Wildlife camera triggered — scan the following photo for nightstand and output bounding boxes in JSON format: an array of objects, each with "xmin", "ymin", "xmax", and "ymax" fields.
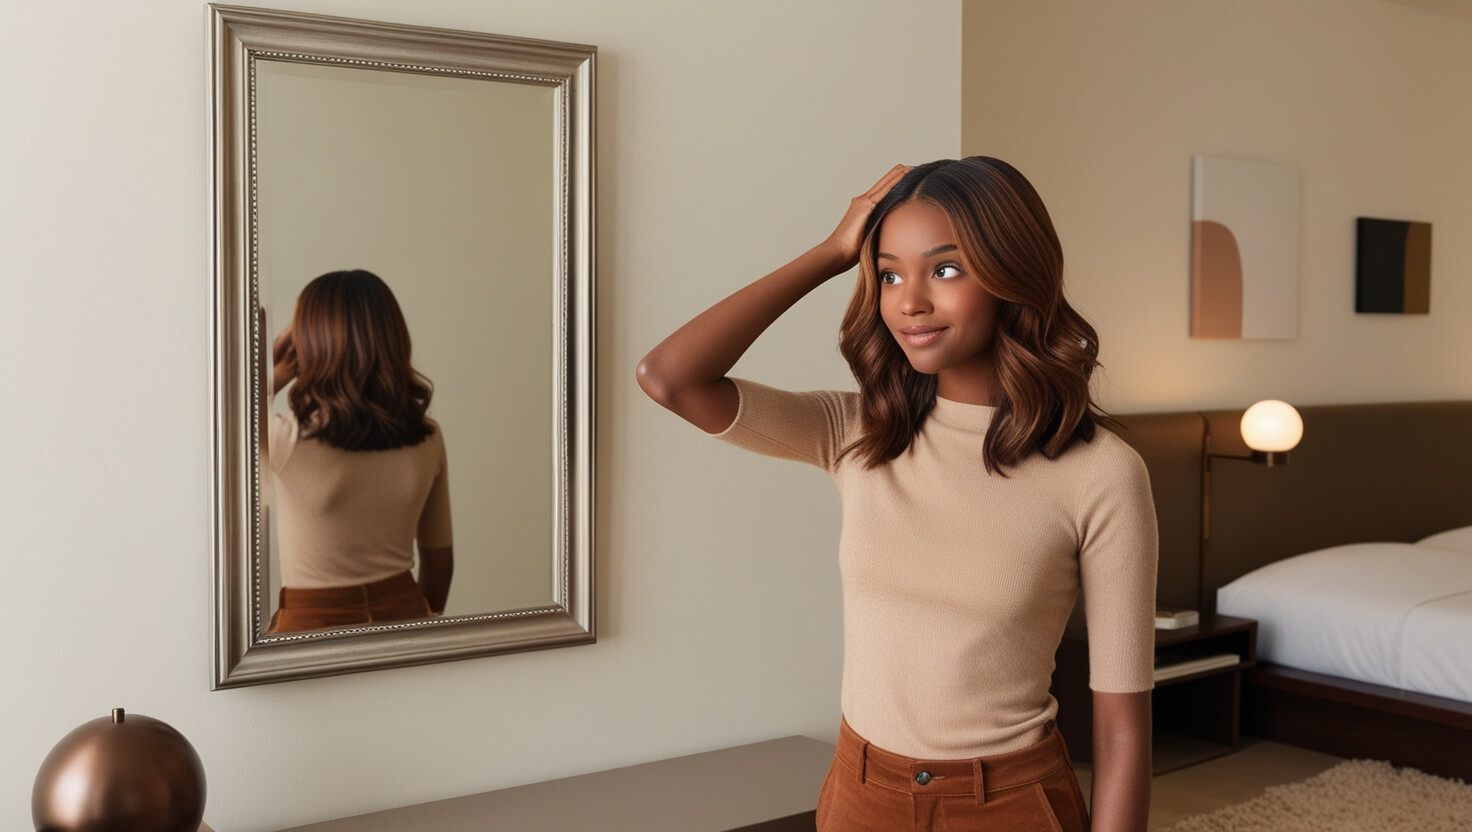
[{"xmin": 1051, "ymin": 614, "xmax": 1258, "ymax": 774}]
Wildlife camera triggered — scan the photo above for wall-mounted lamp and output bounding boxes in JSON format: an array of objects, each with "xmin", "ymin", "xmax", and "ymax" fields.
[
  {"xmin": 1237, "ymin": 399, "xmax": 1304, "ymax": 466},
  {"xmin": 1199, "ymin": 400, "xmax": 1304, "ymax": 613}
]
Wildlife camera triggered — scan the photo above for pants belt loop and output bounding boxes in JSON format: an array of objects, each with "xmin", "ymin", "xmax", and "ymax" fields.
[
  {"xmin": 973, "ymin": 758, "xmax": 986, "ymax": 806},
  {"xmin": 858, "ymin": 740, "xmax": 869, "ymax": 784}
]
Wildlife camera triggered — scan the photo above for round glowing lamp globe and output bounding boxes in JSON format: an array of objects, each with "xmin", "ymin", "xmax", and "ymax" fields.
[
  {"xmin": 33, "ymin": 708, "xmax": 206, "ymax": 832},
  {"xmin": 1240, "ymin": 400, "xmax": 1303, "ymax": 453}
]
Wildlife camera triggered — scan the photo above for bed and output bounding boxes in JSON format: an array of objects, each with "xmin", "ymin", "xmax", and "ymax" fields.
[
  {"xmin": 1216, "ymin": 537, "xmax": 1472, "ymax": 704},
  {"xmin": 1112, "ymin": 401, "xmax": 1472, "ymax": 782}
]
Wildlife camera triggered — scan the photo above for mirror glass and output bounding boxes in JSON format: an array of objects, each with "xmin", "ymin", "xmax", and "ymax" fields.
[
  {"xmin": 211, "ymin": 5, "xmax": 595, "ymax": 688},
  {"xmin": 255, "ymin": 60, "xmax": 557, "ymax": 624}
]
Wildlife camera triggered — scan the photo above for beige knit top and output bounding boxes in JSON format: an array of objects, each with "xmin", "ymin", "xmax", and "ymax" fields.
[
  {"xmin": 714, "ymin": 378, "xmax": 1158, "ymax": 759},
  {"xmin": 268, "ymin": 412, "xmax": 453, "ymax": 589}
]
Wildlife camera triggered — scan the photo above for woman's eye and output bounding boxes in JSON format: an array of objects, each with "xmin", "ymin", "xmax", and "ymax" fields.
[
  {"xmin": 934, "ymin": 264, "xmax": 962, "ymax": 280},
  {"xmin": 879, "ymin": 271, "xmax": 902, "ymax": 285}
]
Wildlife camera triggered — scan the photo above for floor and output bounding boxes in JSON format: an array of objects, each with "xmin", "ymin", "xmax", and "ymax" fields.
[{"xmin": 1071, "ymin": 738, "xmax": 1345, "ymax": 830}]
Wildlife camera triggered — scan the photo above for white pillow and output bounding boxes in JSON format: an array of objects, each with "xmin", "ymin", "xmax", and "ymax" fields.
[{"xmin": 1417, "ymin": 525, "xmax": 1472, "ymax": 555}]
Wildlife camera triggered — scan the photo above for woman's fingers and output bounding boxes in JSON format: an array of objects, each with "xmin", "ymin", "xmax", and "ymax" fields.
[
  {"xmin": 273, "ymin": 329, "xmax": 295, "ymax": 363},
  {"xmin": 862, "ymin": 163, "xmax": 912, "ymax": 202},
  {"xmin": 829, "ymin": 165, "xmax": 912, "ymax": 259},
  {"xmin": 849, "ymin": 164, "xmax": 912, "ymax": 224}
]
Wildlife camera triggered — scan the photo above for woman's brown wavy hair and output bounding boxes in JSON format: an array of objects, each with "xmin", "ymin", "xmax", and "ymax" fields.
[
  {"xmin": 287, "ymin": 269, "xmax": 435, "ymax": 451},
  {"xmin": 838, "ymin": 157, "xmax": 1107, "ymax": 474}
]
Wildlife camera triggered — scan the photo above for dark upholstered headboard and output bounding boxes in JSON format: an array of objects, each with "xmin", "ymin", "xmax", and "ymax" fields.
[{"xmin": 1112, "ymin": 401, "xmax": 1472, "ymax": 616}]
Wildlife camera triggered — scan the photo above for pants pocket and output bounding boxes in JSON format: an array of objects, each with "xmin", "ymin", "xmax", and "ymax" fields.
[
  {"xmin": 1034, "ymin": 767, "xmax": 1090, "ymax": 832},
  {"xmin": 814, "ymin": 756, "xmax": 840, "ymax": 831},
  {"xmin": 1031, "ymin": 783, "xmax": 1066, "ymax": 832}
]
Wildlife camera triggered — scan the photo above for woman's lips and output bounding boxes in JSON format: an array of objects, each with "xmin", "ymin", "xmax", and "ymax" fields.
[{"xmin": 899, "ymin": 326, "xmax": 947, "ymax": 347}]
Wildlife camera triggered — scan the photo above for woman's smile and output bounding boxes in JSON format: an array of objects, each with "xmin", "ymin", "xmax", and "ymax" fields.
[{"xmin": 898, "ymin": 325, "xmax": 948, "ymax": 347}]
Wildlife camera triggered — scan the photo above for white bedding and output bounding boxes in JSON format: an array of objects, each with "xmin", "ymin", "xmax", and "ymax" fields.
[
  {"xmin": 1418, "ymin": 524, "xmax": 1472, "ymax": 555},
  {"xmin": 1216, "ymin": 540, "xmax": 1472, "ymax": 703}
]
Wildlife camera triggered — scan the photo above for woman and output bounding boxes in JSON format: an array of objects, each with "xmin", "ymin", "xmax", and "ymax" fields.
[
  {"xmin": 637, "ymin": 159, "xmax": 1156, "ymax": 831},
  {"xmin": 266, "ymin": 269, "xmax": 454, "ymax": 634}
]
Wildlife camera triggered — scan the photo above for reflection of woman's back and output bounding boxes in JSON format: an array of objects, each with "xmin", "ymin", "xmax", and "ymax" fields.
[{"xmin": 266, "ymin": 269, "xmax": 453, "ymax": 634}]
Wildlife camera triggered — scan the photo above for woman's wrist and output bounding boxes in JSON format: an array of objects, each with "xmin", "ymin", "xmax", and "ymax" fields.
[{"xmin": 810, "ymin": 239, "xmax": 858, "ymax": 278}]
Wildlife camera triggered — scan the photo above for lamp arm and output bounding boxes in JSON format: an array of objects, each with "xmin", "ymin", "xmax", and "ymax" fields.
[
  {"xmin": 1200, "ymin": 418, "xmax": 1212, "ymax": 616},
  {"xmin": 1200, "ymin": 413, "xmax": 1296, "ymax": 617},
  {"xmin": 1208, "ymin": 450, "xmax": 1292, "ymax": 467}
]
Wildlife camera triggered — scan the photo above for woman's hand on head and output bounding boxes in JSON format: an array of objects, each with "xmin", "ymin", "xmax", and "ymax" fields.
[
  {"xmin": 272, "ymin": 328, "xmax": 298, "ymax": 391},
  {"xmin": 822, "ymin": 164, "xmax": 912, "ymax": 271},
  {"xmin": 273, "ymin": 328, "xmax": 295, "ymax": 365},
  {"xmin": 636, "ymin": 166, "xmax": 910, "ymax": 431}
]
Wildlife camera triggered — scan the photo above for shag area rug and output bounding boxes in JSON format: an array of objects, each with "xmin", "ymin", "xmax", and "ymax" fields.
[{"xmin": 1160, "ymin": 759, "xmax": 1472, "ymax": 831}]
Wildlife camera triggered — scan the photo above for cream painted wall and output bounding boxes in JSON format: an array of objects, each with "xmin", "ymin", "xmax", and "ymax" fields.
[
  {"xmin": 0, "ymin": 1, "xmax": 957, "ymax": 830},
  {"xmin": 962, "ymin": 0, "xmax": 1472, "ymax": 412}
]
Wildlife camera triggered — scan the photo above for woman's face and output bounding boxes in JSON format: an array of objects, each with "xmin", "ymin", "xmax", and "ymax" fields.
[{"xmin": 876, "ymin": 199, "xmax": 1001, "ymax": 404}]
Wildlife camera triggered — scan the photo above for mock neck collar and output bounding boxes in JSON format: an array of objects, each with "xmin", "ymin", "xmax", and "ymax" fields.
[{"xmin": 928, "ymin": 396, "xmax": 997, "ymax": 432}]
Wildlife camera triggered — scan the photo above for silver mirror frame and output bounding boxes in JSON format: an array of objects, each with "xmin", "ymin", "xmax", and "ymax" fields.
[{"xmin": 209, "ymin": 4, "xmax": 595, "ymax": 689}]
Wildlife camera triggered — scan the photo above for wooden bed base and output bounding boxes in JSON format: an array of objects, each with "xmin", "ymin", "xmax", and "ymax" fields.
[{"xmin": 1243, "ymin": 664, "xmax": 1472, "ymax": 782}]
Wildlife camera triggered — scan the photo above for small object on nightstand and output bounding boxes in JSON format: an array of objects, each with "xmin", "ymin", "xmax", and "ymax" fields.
[
  {"xmin": 33, "ymin": 708, "xmax": 207, "ymax": 832},
  {"xmin": 1155, "ymin": 608, "xmax": 1200, "ymax": 629}
]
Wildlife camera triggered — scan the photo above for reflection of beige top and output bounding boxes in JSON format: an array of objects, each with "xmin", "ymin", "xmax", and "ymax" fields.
[
  {"xmin": 269, "ymin": 412, "xmax": 453, "ymax": 588},
  {"xmin": 713, "ymin": 379, "xmax": 1158, "ymax": 759}
]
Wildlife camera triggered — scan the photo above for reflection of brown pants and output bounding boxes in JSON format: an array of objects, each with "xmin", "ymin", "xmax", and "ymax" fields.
[
  {"xmin": 815, "ymin": 717, "xmax": 1089, "ymax": 832},
  {"xmin": 266, "ymin": 570, "xmax": 431, "ymax": 634}
]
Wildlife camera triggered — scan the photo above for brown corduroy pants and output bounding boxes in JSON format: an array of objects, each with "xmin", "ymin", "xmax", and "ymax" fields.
[
  {"xmin": 815, "ymin": 717, "xmax": 1090, "ymax": 832},
  {"xmin": 266, "ymin": 570, "xmax": 432, "ymax": 634}
]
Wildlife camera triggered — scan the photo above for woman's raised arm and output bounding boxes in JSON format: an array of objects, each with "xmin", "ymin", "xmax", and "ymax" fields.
[
  {"xmin": 272, "ymin": 327, "xmax": 298, "ymax": 396},
  {"xmin": 636, "ymin": 165, "xmax": 909, "ymax": 433}
]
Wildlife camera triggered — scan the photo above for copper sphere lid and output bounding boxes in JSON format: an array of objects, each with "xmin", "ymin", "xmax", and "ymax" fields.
[{"xmin": 33, "ymin": 708, "xmax": 207, "ymax": 832}]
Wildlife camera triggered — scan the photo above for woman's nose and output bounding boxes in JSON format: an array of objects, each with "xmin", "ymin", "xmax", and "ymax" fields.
[{"xmin": 899, "ymin": 282, "xmax": 931, "ymax": 315}]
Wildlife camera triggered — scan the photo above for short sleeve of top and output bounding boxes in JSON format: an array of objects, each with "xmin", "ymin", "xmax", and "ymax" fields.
[
  {"xmin": 708, "ymin": 378, "xmax": 859, "ymax": 473},
  {"xmin": 1076, "ymin": 438, "xmax": 1159, "ymax": 693}
]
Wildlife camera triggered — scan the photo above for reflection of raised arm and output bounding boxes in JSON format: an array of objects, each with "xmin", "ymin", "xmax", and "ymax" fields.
[
  {"xmin": 257, "ymin": 306, "xmax": 271, "ymax": 456},
  {"xmin": 272, "ymin": 327, "xmax": 298, "ymax": 396},
  {"xmin": 636, "ymin": 165, "xmax": 910, "ymax": 433}
]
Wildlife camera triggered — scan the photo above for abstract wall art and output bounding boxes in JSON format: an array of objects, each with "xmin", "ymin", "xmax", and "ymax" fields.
[
  {"xmin": 1356, "ymin": 217, "xmax": 1432, "ymax": 314},
  {"xmin": 1190, "ymin": 156, "xmax": 1300, "ymax": 339}
]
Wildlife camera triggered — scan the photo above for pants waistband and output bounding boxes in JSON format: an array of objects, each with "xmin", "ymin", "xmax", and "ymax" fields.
[
  {"xmin": 278, "ymin": 570, "xmax": 419, "ymax": 608},
  {"xmin": 835, "ymin": 717, "xmax": 1070, "ymax": 804}
]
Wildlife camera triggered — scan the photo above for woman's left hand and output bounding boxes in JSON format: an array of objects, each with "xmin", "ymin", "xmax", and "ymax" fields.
[
  {"xmin": 821, "ymin": 164, "xmax": 913, "ymax": 271},
  {"xmin": 272, "ymin": 328, "xmax": 298, "ymax": 392}
]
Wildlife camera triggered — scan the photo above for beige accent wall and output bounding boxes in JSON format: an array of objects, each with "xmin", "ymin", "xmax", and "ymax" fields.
[
  {"xmin": 963, "ymin": 0, "xmax": 1472, "ymax": 411},
  {"xmin": 0, "ymin": 1, "xmax": 958, "ymax": 830}
]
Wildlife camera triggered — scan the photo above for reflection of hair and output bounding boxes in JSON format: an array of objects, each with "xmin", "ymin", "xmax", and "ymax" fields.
[
  {"xmin": 838, "ymin": 157, "xmax": 1105, "ymax": 474},
  {"xmin": 288, "ymin": 269, "xmax": 435, "ymax": 451}
]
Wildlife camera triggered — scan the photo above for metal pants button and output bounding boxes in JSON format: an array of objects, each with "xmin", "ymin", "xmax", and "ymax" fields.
[{"xmin": 915, "ymin": 771, "xmax": 932, "ymax": 785}]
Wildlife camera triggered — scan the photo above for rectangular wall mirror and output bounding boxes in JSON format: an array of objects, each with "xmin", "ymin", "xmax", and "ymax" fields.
[{"xmin": 210, "ymin": 4, "xmax": 595, "ymax": 688}]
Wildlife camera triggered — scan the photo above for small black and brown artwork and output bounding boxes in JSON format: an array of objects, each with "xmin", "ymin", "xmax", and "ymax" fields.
[{"xmin": 1356, "ymin": 218, "xmax": 1431, "ymax": 314}]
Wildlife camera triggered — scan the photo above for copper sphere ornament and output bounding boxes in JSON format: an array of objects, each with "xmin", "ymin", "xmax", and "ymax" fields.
[{"xmin": 33, "ymin": 708, "xmax": 207, "ymax": 832}]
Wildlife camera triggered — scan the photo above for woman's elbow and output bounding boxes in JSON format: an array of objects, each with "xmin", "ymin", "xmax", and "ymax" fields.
[{"xmin": 635, "ymin": 354, "xmax": 676, "ymax": 408}]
